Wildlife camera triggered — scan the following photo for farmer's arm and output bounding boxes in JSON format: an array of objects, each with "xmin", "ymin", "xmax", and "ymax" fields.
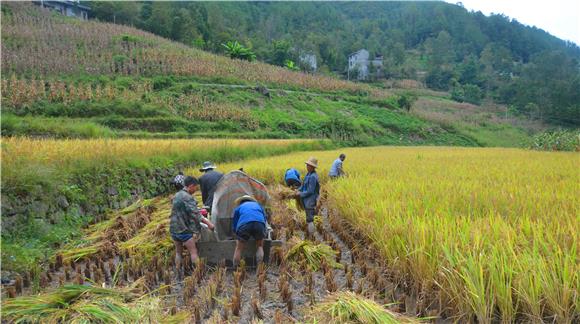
[
  {"xmin": 299, "ymin": 175, "xmax": 317, "ymax": 199},
  {"xmin": 232, "ymin": 207, "xmax": 240, "ymax": 233},
  {"xmin": 337, "ymin": 161, "xmax": 344, "ymax": 175},
  {"xmin": 183, "ymin": 195, "xmax": 202, "ymax": 223}
]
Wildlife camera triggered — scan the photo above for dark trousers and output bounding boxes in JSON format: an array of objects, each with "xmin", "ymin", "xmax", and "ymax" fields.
[{"xmin": 305, "ymin": 208, "xmax": 316, "ymax": 223}]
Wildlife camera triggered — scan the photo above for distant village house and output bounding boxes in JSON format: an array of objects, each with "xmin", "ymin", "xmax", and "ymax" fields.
[
  {"xmin": 299, "ymin": 53, "xmax": 317, "ymax": 72},
  {"xmin": 33, "ymin": 0, "xmax": 90, "ymax": 20},
  {"xmin": 347, "ymin": 49, "xmax": 383, "ymax": 81}
]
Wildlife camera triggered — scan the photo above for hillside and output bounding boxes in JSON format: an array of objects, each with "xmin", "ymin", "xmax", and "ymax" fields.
[
  {"xmin": 89, "ymin": 1, "xmax": 580, "ymax": 127},
  {"xmin": 1, "ymin": 2, "xmax": 535, "ymax": 147}
]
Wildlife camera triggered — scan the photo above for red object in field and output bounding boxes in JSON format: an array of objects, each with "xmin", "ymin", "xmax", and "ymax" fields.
[{"xmin": 200, "ymin": 208, "xmax": 208, "ymax": 217}]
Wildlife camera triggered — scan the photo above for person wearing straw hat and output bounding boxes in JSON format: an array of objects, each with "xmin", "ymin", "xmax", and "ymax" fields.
[
  {"xmin": 295, "ymin": 157, "xmax": 320, "ymax": 234},
  {"xmin": 199, "ymin": 161, "xmax": 224, "ymax": 213},
  {"xmin": 232, "ymin": 195, "xmax": 269, "ymax": 267}
]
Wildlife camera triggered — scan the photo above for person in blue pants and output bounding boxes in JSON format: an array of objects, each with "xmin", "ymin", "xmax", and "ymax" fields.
[{"xmin": 232, "ymin": 195, "xmax": 268, "ymax": 267}]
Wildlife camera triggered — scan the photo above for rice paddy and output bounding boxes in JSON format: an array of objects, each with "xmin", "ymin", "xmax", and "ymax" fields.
[
  {"xmin": 3, "ymin": 146, "xmax": 577, "ymax": 323},
  {"xmin": 205, "ymin": 146, "xmax": 579, "ymax": 322}
]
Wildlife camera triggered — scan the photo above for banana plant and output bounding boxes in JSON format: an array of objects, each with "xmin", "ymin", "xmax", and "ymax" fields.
[{"xmin": 222, "ymin": 41, "xmax": 256, "ymax": 62}]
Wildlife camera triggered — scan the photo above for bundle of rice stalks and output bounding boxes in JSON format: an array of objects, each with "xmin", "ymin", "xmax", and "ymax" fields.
[
  {"xmin": 284, "ymin": 237, "xmax": 343, "ymax": 271},
  {"xmin": 60, "ymin": 197, "xmax": 165, "ymax": 263},
  {"xmin": 274, "ymin": 185, "xmax": 304, "ymax": 212},
  {"xmin": 309, "ymin": 291, "xmax": 418, "ymax": 324},
  {"xmin": 1, "ymin": 281, "xmax": 162, "ymax": 323}
]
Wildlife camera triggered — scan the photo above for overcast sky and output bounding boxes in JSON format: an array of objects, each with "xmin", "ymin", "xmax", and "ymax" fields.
[{"xmin": 444, "ymin": 0, "xmax": 580, "ymax": 45}]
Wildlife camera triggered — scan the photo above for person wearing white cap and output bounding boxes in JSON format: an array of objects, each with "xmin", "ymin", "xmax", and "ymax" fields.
[
  {"xmin": 231, "ymin": 195, "xmax": 268, "ymax": 267},
  {"xmin": 295, "ymin": 157, "xmax": 320, "ymax": 233}
]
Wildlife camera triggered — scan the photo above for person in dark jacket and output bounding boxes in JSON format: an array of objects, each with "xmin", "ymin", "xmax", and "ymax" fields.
[
  {"xmin": 231, "ymin": 195, "xmax": 268, "ymax": 267},
  {"xmin": 170, "ymin": 176, "xmax": 215, "ymax": 277},
  {"xmin": 284, "ymin": 168, "xmax": 301, "ymax": 188},
  {"xmin": 295, "ymin": 157, "xmax": 320, "ymax": 234},
  {"xmin": 199, "ymin": 161, "xmax": 224, "ymax": 212}
]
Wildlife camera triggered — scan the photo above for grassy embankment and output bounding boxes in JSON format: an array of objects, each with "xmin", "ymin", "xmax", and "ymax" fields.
[
  {"xmin": 0, "ymin": 2, "xmax": 529, "ymax": 147},
  {"xmin": 203, "ymin": 147, "xmax": 578, "ymax": 322},
  {"xmin": 1, "ymin": 138, "xmax": 330, "ymax": 273}
]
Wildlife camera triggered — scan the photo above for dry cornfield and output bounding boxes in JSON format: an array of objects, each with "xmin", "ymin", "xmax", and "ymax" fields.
[{"xmin": 1, "ymin": 2, "xmax": 384, "ymax": 95}]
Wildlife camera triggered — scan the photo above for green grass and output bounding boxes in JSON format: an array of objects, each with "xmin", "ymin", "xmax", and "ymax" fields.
[
  {"xmin": 2, "ymin": 114, "xmax": 116, "ymax": 139},
  {"xmin": 459, "ymin": 123, "xmax": 532, "ymax": 147},
  {"xmin": 2, "ymin": 75, "xmax": 481, "ymax": 146}
]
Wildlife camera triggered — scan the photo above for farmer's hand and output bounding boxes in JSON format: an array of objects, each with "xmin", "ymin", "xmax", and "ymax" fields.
[
  {"xmin": 207, "ymin": 222, "xmax": 215, "ymax": 231},
  {"xmin": 294, "ymin": 190, "xmax": 301, "ymax": 198}
]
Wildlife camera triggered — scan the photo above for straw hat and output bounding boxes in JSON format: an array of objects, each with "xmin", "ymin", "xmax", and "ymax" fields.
[
  {"xmin": 305, "ymin": 157, "xmax": 318, "ymax": 168},
  {"xmin": 199, "ymin": 161, "xmax": 217, "ymax": 172},
  {"xmin": 234, "ymin": 194, "xmax": 257, "ymax": 206}
]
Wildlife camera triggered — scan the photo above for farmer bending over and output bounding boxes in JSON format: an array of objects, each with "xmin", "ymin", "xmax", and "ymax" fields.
[
  {"xmin": 170, "ymin": 176, "xmax": 215, "ymax": 277},
  {"xmin": 232, "ymin": 195, "xmax": 268, "ymax": 267},
  {"xmin": 284, "ymin": 168, "xmax": 301, "ymax": 189},
  {"xmin": 329, "ymin": 153, "xmax": 346, "ymax": 179}
]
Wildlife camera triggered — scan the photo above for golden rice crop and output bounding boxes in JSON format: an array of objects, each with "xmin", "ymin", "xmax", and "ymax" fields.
[
  {"xmin": 204, "ymin": 146, "xmax": 579, "ymax": 322},
  {"xmin": 1, "ymin": 137, "xmax": 311, "ymax": 169}
]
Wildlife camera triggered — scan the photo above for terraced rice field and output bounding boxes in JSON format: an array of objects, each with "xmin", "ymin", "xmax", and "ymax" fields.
[{"xmin": 3, "ymin": 146, "xmax": 577, "ymax": 323}]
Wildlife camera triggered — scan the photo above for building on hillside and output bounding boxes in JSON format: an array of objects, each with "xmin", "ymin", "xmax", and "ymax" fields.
[
  {"xmin": 347, "ymin": 49, "xmax": 383, "ymax": 81},
  {"xmin": 33, "ymin": 0, "xmax": 90, "ymax": 20},
  {"xmin": 299, "ymin": 53, "xmax": 317, "ymax": 72}
]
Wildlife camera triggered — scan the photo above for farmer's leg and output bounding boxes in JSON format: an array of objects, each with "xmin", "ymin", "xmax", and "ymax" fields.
[
  {"xmin": 305, "ymin": 208, "xmax": 316, "ymax": 234},
  {"xmin": 255, "ymin": 222, "xmax": 266, "ymax": 264},
  {"xmin": 255, "ymin": 239, "xmax": 264, "ymax": 264},
  {"xmin": 183, "ymin": 234, "xmax": 200, "ymax": 264},
  {"xmin": 233, "ymin": 240, "xmax": 246, "ymax": 268},
  {"xmin": 173, "ymin": 240, "xmax": 183, "ymax": 279}
]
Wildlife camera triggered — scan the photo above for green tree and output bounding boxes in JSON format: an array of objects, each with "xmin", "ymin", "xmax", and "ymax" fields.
[{"xmin": 271, "ymin": 40, "xmax": 292, "ymax": 66}]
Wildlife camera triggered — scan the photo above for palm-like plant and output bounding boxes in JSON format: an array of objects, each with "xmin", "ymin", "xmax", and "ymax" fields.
[{"xmin": 221, "ymin": 41, "xmax": 256, "ymax": 62}]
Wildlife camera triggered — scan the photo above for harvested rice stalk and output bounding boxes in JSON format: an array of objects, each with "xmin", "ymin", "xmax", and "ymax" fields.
[
  {"xmin": 1, "ymin": 283, "xmax": 163, "ymax": 323},
  {"xmin": 309, "ymin": 291, "xmax": 418, "ymax": 324},
  {"xmin": 325, "ymin": 269, "xmax": 337, "ymax": 292},
  {"xmin": 251, "ymin": 294, "xmax": 263, "ymax": 319},
  {"xmin": 231, "ymin": 285, "xmax": 242, "ymax": 316},
  {"xmin": 285, "ymin": 237, "xmax": 343, "ymax": 272}
]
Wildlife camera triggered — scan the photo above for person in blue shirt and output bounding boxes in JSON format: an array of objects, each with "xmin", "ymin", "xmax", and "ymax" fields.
[
  {"xmin": 284, "ymin": 168, "xmax": 301, "ymax": 188},
  {"xmin": 295, "ymin": 157, "xmax": 320, "ymax": 234},
  {"xmin": 232, "ymin": 195, "xmax": 268, "ymax": 267},
  {"xmin": 329, "ymin": 153, "xmax": 346, "ymax": 178}
]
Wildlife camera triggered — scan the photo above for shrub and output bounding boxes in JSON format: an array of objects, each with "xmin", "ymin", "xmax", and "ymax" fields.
[{"xmin": 529, "ymin": 130, "xmax": 580, "ymax": 151}]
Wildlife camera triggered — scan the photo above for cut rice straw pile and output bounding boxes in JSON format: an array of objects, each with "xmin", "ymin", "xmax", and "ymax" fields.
[
  {"xmin": 310, "ymin": 291, "xmax": 419, "ymax": 324},
  {"xmin": 1, "ymin": 280, "xmax": 181, "ymax": 323},
  {"xmin": 285, "ymin": 237, "xmax": 343, "ymax": 271}
]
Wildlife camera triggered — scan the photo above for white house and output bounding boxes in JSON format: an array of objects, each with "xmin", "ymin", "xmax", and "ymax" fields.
[
  {"xmin": 348, "ymin": 49, "xmax": 383, "ymax": 80},
  {"xmin": 33, "ymin": 0, "xmax": 90, "ymax": 20},
  {"xmin": 299, "ymin": 53, "xmax": 317, "ymax": 72}
]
